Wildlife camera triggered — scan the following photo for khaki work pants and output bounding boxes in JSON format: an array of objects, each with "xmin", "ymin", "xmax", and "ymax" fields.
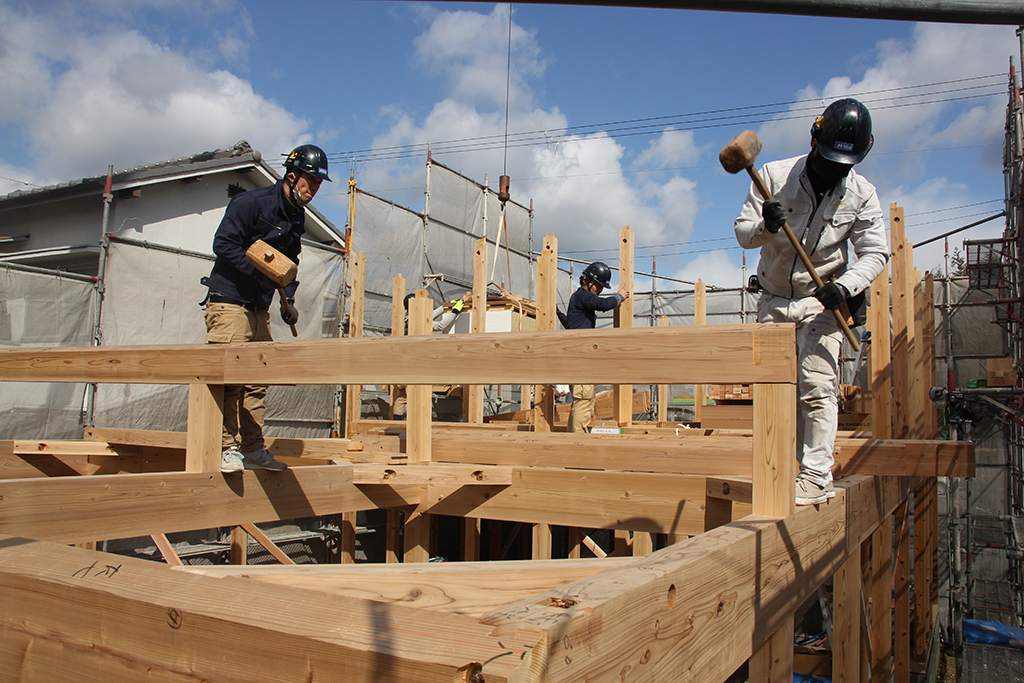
[
  {"xmin": 567, "ymin": 383, "xmax": 596, "ymax": 434},
  {"xmin": 204, "ymin": 302, "xmax": 272, "ymax": 452}
]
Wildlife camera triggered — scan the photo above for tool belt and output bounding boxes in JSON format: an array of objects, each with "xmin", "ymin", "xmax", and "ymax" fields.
[{"xmin": 206, "ymin": 292, "xmax": 267, "ymax": 312}]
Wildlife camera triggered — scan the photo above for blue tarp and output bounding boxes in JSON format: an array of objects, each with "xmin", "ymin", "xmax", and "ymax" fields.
[{"xmin": 963, "ymin": 619, "xmax": 1024, "ymax": 645}]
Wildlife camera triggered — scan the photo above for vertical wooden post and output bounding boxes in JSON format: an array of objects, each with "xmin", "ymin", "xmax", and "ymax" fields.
[
  {"xmin": 894, "ymin": 497, "xmax": 911, "ymax": 683},
  {"xmin": 534, "ymin": 234, "xmax": 558, "ymax": 431},
  {"xmin": 407, "ymin": 291, "xmax": 432, "ymax": 463},
  {"xmin": 914, "ymin": 478, "xmax": 937, "ymax": 658},
  {"xmin": 613, "ymin": 226, "xmax": 634, "ymax": 427},
  {"xmin": 532, "ymin": 523, "xmax": 552, "ymax": 560},
  {"xmin": 463, "ymin": 518, "xmax": 481, "ymax": 561},
  {"xmin": 891, "ymin": 204, "xmax": 910, "ymax": 440},
  {"xmin": 632, "ymin": 532, "xmax": 653, "ymax": 557},
  {"xmin": 404, "ymin": 498, "xmax": 430, "ymax": 564},
  {"xmin": 749, "ymin": 378, "xmax": 796, "ymax": 683},
  {"xmin": 868, "ymin": 265, "xmax": 892, "ymax": 439},
  {"xmin": 339, "ymin": 511, "xmax": 357, "ymax": 564},
  {"xmin": 389, "ymin": 274, "xmax": 406, "ymax": 418},
  {"xmin": 923, "ymin": 274, "xmax": 938, "ymax": 438},
  {"xmin": 833, "ymin": 544, "xmax": 862, "ymax": 683},
  {"xmin": 694, "ymin": 279, "xmax": 707, "ymax": 425},
  {"xmin": 466, "ymin": 239, "xmax": 488, "ymax": 424},
  {"xmin": 911, "ymin": 272, "xmax": 927, "ymax": 439},
  {"xmin": 229, "ymin": 527, "xmax": 247, "ymax": 565},
  {"xmin": 863, "ymin": 516, "xmax": 894, "ymax": 682},
  {"xmin": 567, "ymin": 527, "xmax": 583, "ymax": 559},
  {"xmin": 658, "ymin": 315, "xmax": 669, "ymax": 424},
  {"xmin": 186, "ymin": 382, "xmax": 223, "ymax": 473},
  {"xmin": 386, "ymin": 509, "xmax": 401, "ymax": 564},
  {"xmin": 344, "ymin": 251, "xmax": 366, "ymax": 436}
]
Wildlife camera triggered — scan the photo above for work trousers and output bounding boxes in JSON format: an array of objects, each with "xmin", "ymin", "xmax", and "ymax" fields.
[
  {"xmin": 567, "ymin": 384, "xmax": 596, "ymax": 434},
  {"xmin": 204, "ymin": 302, "xmax": 272, "ymax": 452},
  {"xmin": 757, "ymin": 293, "xmax": 842, "ymax": 486}
]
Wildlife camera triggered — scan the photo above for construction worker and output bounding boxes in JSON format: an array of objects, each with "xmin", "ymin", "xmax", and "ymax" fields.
[
  {"xmin": 565, "ymin": 262, "xmax": 630, "ymax": 433},
  {"xmin": 391, "ymin": 291, "xmax": 472, "ymax": 418},
  {"xmin": 734, "ymin": 98, "xmax": 888, "ymax": 505},
  {"xmin": 200, "ymin": 143, "xmax": 331, "ymax": 473}
]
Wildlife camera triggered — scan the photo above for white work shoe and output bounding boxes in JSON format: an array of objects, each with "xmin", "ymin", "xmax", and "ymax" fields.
[
  {"xmin": 220, "ymin": 447, "xmax": 244, "ymax": 473},
  {"xmin": 241, "ymin": 447, "xmax": 288, "ymax": 471},
  {"xmin": 795, "ymin": 476, "xmax": 830, "ymax": 506}
]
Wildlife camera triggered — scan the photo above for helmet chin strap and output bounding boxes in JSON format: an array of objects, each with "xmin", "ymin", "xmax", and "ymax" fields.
[{"xmin": 286, "ymin": 172, "xmax": 310, "ymax": 208}]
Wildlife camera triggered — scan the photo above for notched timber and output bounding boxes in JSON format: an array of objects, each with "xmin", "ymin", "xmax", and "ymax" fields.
[{"xmin": 352, "ymin": 463, "xmax": 513, "ymax": 486}]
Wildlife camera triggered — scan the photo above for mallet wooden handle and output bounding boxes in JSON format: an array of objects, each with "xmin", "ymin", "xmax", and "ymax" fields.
[
  {"xmin": 277, "ymin": 287, "xmax": 298, "ymax": 338},
  {"xmin": 745, "ymin": 166, "xmax": 861, "ymax": 352}
]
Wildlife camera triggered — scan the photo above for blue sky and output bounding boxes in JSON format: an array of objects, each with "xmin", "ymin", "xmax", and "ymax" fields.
[{"xmin": 0, "ymin": 1, "xmax": 1018, "ymax": 290}]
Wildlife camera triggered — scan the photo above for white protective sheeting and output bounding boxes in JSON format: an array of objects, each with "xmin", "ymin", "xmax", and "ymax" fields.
[
  {"xmin": 0, "ymin": 267, "xmax": 95, "ymax": 439},
  {"xmin": 92, "ymin": 238, "xmax": 345, "ymax": 437}
]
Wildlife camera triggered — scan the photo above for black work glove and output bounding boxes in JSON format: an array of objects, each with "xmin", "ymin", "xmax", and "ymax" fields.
[
  {"xmin": 814, "ymin": 282, "xmax": 849, "ymax": 311},
  {"xmin": 280, "ymin": 298, "xmax": 299, "ymax": 326},
  {"xmin": 762, "ymin": 199, "xmax": 787, "ymax": 234}
]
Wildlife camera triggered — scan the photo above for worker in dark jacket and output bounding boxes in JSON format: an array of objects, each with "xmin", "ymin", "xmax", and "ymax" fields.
[
  {"xmin": 565, "ymin": 261, "xmax": 630, "ymax": 433},
  {"xmin": 201, "ymin": 143, "xmax": 331, "ymax": 473}
]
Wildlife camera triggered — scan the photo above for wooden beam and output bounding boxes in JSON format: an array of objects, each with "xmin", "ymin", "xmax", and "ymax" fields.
[
  {"xmin": 239, "ymin": 523, "xmax": 296, "ymax": 565},
  {"xmin": 694, "ymin": 279, "xmax": 706, "ymax": 426},
  {"xmin": 344, "ymin": 250, "xmax": 366, "ymax": 436},
  {"xmin": 891, "ymin": 204, "xmax": 911, "ymax": 439},
  {"xmin": 833, "ymin": 544, "xmax": 862, "ymax": 683},
  {"xmin": 185, "ymin": 383, "xmax": 222, "ymax": 473},
  {"xmin": 151, "ymin": 533, "xmax": 183, "ymax": 567},
  {"xmin": 658, "ymin": 315, "xmax": 669, "ymax": 423},
  {"xmin": 868, "ymin": 263, "xmax": 893, "ymax": 439},
  {"xmin": 389, "ymin": 273, "xmax": 406, "ymax": 419},
  {"xmin": 532, "ymin": 523, "xmax": 552, "ymax": 560},
  {"xmin": 465, "ymin": 238, "xmax": 487, "ymax": 423},
  {"xmin": 0, "ymin": 465, "xmax": 419, "ymax": 544},
  {"xmin": 752, "ymin": 382, "xmax": 796, "ymax": 518},
  {"xmin": 350, "ymin": 464, "xmax": 512, "ymax": 486},
  {"xmin": 407, "ymin": 292, "xmax": 433, "ymax": 463},
  {"xmin": 0, "ymin": 536, "xmax": 535, "ymax": 682},
  {"xmin": 534, "ymin": 233, "xmax": 558, "ymax": 432},
  {"xmin": 0, "ymin": 324, "xmax": 799, "ymax": 386},
  {"xmin": 614, "ymin": 226, "xmax": 634, "ymax": 427}
]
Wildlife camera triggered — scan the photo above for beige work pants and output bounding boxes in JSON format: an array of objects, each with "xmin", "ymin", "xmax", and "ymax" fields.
[
  {"xmin": 567, "ymin": 384, "xmax": 596, "ymax": 434},
  {"xmin": 204, "ymin": 302, "xmax": 272, "ymax": 452}
]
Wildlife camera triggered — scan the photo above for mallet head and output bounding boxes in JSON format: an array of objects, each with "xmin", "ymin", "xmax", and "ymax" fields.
[{"xmin": 719, "ymin": 130, "xmax": 762, "ymax": 174}]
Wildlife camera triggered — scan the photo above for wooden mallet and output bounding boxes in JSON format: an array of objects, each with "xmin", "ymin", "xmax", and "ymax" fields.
[
  {"xmin": 245, "ymin": 240, "xmax": 299, "ymax": 337},
  {"xmin": 720, "ymin": 130, "xmax": 860, "ymax": 352}
]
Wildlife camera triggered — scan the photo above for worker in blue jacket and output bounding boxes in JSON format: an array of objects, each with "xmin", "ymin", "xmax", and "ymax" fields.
[
  {"xmin": 565, "ymin": 261, "xmax": 630, "ymax": 432},
  {"xmin": 200, "ymin": 143, "xmax": 331, "ymax": 473}
]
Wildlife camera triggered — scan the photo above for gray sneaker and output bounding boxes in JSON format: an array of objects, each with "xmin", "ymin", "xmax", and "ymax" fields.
[
  {"xmin": 241, "ymin": 447, "xmax": 288, "ymax": 471},
  {"xmin": 825, "ymin": 480, "xmax": 836, "ymax": 500},
  {"xmin": 220, "ymin": 447, "xmax": 244, "ymax": 473},
  {"xmin": 795, "ymin": 476, "xmax": 829, "ymax": 506}
]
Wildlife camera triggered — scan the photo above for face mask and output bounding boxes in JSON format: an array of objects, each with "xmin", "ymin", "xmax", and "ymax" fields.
[{"xmin": 808, "ymin": 148, "xmax": 853, "ymax": 187}]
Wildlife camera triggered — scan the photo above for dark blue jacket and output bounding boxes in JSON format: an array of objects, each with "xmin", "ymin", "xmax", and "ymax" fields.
[
  {"xmin": 566, "ymin": 287, "xmax": 624, "ymax": 330},
  {"xmin": 202, "ymin": 180, "xmax": 304, "ymax": 309}
]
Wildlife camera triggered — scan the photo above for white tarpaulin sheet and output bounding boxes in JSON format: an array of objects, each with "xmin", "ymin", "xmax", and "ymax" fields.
[{"xmin": 0, "ymin": 267, "xmax": 95, "ymax": 438}]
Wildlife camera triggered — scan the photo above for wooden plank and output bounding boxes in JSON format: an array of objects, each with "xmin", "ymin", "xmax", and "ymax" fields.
[
  {"xmin": 185, "ymin": 383, "xmax": 222, "ymax": 473},
  {"xmin": 178, "ymin": 557, "xmax": 634, "ymax": 616},
  {"xmin": 0, "ymin": 465, "xmax": 419, "ymax": 544},
  {"xmin": 752, "ymin": 383, "xmax": 796, "ymax": 517},
  {"xmin": 350, "ymin": 464, "xmax": 512, "ymax": 486},
  {"xmin": 12, "ymin": 440, "xmax": 132, "ymax": 457},
  {"xmin": 694, "ymin": 278, "xmax": 706, "ymax": 426},
  {"xmin": 0, "ymin": 324, "xmax": 799, "ymax": 386},
  {"xmin": 239, "ymin": 523, "xmax": 296, "ymax": 565},
  {"xmin": 0, "ymin": 536, "xmax": 534, "ymax": 683},
  {"xmin": 426, "ymin": 468, "xmax": 711, "ymax": 536}
]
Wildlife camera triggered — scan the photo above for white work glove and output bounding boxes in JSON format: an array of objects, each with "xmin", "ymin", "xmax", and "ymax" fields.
[{"xmin": 553, "ymin": 384, "xmax": 570, "ymax": 397}]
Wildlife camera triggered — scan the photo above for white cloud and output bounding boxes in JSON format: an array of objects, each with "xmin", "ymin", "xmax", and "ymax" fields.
[
  {"xmin": 635, "ymin": 128, "xmax": 703, "ymax": 169},
  {"xmin": 0, "ymin": 2, "xmax": 306, "ymax": 182},
  {"xmin": 670, "ymin": 249, "xmax": 745, "ymax": 290}
]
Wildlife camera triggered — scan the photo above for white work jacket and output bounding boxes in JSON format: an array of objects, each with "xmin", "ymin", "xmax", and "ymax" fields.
[{"xmin": 734, "ymin": 154, "xmax": 888, "ymax": 300}]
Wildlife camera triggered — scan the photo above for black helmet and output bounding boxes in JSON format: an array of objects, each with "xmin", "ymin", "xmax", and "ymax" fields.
[
  {"xmin": 284, "ymin": 144, "xmax": 332, "ymax": 182},
  {"xmin": 403, "ymin": 292, "xmax": 416, "ymax": 310},
  {"xmin": 811, "ymin": 98, "xmax": 873, "ymax": 165},
  {"xmin": 582, "ymin": 261, "xmax": 613, "ymax": 289}
]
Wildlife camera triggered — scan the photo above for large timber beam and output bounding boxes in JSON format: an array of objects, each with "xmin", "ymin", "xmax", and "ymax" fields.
[{"xmin": 0, "ymin": 324, "xmax": 796, "ymax": 386}]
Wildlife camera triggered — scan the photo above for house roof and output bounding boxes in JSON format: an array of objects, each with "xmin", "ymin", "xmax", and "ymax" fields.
[{"xmin": 0, "ymin": 140, "xmax": 345, "ymax": 247}]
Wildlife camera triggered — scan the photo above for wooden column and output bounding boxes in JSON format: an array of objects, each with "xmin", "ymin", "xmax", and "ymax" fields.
[
  {"xmin": 339, "ymin": 511, "xmax": 357, "ymax": 564},
  {"xmin": 463, "ymin": 518, "xmax": 481, "ymax": 562},
  {"xmin": 894, "ymin": 497, "xmax": 911, "ymax": 683},
  {"xmin": 632, "ymin": 531, "xmax": 653, "ymax": 557},
  {"xmin": 532, "ymin": 523, "xmax": 552, "ymax": 560},
  {"xmin": 229, "ymin": 527, "xmax": 247, "ymax": 565},
  {"xmin": 567, "ymin": 527, "xmax": 583, "ymax": 559},
  {"xmin": 890, "ymin": 204, "xmax": 910, "ymax": 440},
  {"xmin": 613, "ymin": 226, "xmax": 634, "ymax": 427},
  {"xmin": 658, "ymin": 315, "xmax": 669, "ymax": 423},
  {"xmin": 694, "ymin": 279, "xmax": 706, "ymax": 425},
  {"xmin": 388, "ymin": 274, "xmax": 406, "ymax": 418},
  {"xmin": 186, "ymin": 382, "xmax": 223, "ymax": 473},
  {"xmin": 749, "ymin": 380, "xmax": 796, "ymax": 682},
  {"xmin": 404, "ymin": 292, "xmax": 433, "ymax": 564},
  {"xmin": 914, "ymin": 479, "xmax": 937, "ymax": 658},
  {"xmin": 833, "ymin": 544, "xmax": 862, "ymax": 683},
  {"xmin": 911, "ymin": 272, "xmax": 927, "ymax": 440},
  {"xmin": 465, "ymin": 238, "xmax": 487, "ymax": 424},
  {"xmin": 868, "ymin": 264, "xmax": 892, "ymax": 439},
  {"xmin": 385, "ymin": 508, "xmax": 401, "ymax": 564},
  {"xmin": 344, "ymin": 250, "xmax": 366, "ymax": 436},
  {"xmin": 533, "ymin": 234, "xmax": 558, "ymax": 431},
  {"xmin": 863, "ymin": 516, "xmax": 894, "ymax": 683},
  {"xmin": 923, "ymin": 274, "xmax": 938, "ymax": 438}
]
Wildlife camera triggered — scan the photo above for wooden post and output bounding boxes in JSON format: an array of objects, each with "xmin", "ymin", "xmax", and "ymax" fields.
[
  {"xmin": 344, "ymin": 251, "xmax": 366, "ymax": 436},
  {"xmin": 463, "ymin": 518, "xmax": 481, "ymax": 561},
  {"xmin": 914, "ymin": 478, "xmax": 937, "ymax": 658},
  {"xmin": 389, "ymin": 274, "xmax": 406, "ymax": 419},
  {"xmin": 567, "ymin": 527, "xmax": 583, "ymax": 559},
  {"xmin": 465, "ymin": 239, "xmax": 487, "ymax": 424},
  {"xmin": 385, "ymin": 509, "xmax": 401, "ymax": 564},
  {"xmin": 229, "ymin": 527, "xmax": 247, "ymax": 565},
  {"xmin": 894, "ymin": 497, "xmax": 911, "ymax": 683},
  {"xmin": 532, "ymin": 523, "xmax": 552, "ymax": 560},
  {"xmin": 613, "ymin": 226, "xmax": 634, "ymax": 427},
  {"xmin": 891, "ymin": 204, "xmax": 910, "ymax": 440},
  {"xmin": 632, "ymin": 531, "xmax": 653, "ymax": 557},
  {"xmin": 658, "ymin": 315, "xmax": 669, "ymax": 424},
  {"xmin": 923, "ymin": 274, "xmax": 937, "ymax": 438},
  {"xmin": 868, "ymin": 265, "xmax": 893, "ymax": 439},
  {"xmin": 750, "ymin": 618, "xmax": 795, "ymax": 683},
  {"xmin": 694, "ymin": 279, "xmax": 706, "ymax": 425},
  {"xmin": 911, "ymin": 272, "xmax": 927, "ymax": 440},
  {"xmin": 185, "ymin": 383, "xmax": 223, "ymax": 473},
  {"xmin": 833, "ymin": 545, "xmax": 862, "ymax": 683},
  {"xmin": 863, "ymin": 516, "xmax": 893, "ymax": 682},
  {"xmin": 339, "ymin": 511, "xmax": 357, "ymax": 564},
  {"xmin": 534, "ymin": 234, "xmax": 557, "ymax": 431},
  {"xmin": 407, "ymin": 291, "xmax": 432, "ymax": 463}
]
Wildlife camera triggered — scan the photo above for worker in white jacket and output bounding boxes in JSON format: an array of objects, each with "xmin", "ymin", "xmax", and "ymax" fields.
[{"xmin": 734, "ymin": 98, "xmax": 889, "ymax": 505}]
